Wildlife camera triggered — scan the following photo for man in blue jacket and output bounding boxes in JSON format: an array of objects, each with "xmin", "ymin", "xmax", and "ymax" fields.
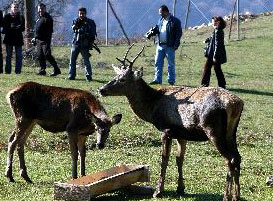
[
  {"xmin": 67, "ymin": 7, "xmax": 96, "ymax": 81},
  {"xmin": 150, "ymin": 5, "xmax": 182, "ymax": 85}
]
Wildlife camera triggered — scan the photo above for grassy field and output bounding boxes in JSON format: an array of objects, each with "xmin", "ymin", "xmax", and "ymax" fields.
[{"xmin": 0, "ymin": 15, "xmax": 272, "ymax": 201}]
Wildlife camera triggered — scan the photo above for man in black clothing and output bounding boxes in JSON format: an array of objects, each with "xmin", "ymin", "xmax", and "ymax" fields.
[
  {"xmin": 0, "ymin": 10, "xmax": 3, "ymax": 73},
  {"xmin": 33, "ymin": 3, "xmax": 61, "ymax": 76}
]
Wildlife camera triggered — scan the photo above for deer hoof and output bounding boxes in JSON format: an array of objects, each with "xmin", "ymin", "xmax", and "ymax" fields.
[
  {"xmin": 232, "ymin": 195, "xmax": 239, "ymax": 201},
  {"xmin": 176, "ymin": 187, "xmax": 185, "ymax": 195},
  {"xmin": 20, "ymin": 171, "xmax": 33, "ymax": 183},
  {"xmin": 6, "ymin": 176, "xmax": 15, "ymax": 183},
  {"xmin": 153, "ymin": 190, "xmax": 163, "ymax": 198},
  {"xmin": 222, "ymin": 195, "xmax": 231, "ymax": 201}
]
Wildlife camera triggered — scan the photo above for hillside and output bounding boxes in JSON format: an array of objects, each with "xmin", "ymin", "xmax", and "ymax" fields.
[{"xmin": 0, "ymin": 14, "xmax": 272, "ymax": 201}]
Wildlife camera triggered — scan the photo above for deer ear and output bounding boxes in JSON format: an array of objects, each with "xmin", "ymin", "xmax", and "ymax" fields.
[
  {"xmin": 112, "ymin": 64, "xmax": 122, "ymax": 75},
  {"xmin": 134, "ymin": 67, "xmax": 143, "ymax": 79}
]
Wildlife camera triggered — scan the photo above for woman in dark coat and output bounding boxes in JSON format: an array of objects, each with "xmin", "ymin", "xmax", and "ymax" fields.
[
  {"xmin": 201, "ymin": 16, "xmax": 227, "ymax": 88},
  {"xmin": 2, "ymin": 2, "xmax": 25, "ymax": 74}
]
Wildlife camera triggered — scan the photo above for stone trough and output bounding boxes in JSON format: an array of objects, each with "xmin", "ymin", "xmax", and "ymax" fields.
[{"xmin": 54, "ymin": 164, "xmax": 152, "ymax": 200}]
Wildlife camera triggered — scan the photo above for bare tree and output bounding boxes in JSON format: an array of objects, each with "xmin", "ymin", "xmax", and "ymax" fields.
[{"xmin": 24, "ymin": 0, "xmax": 35, "ymax": 48}]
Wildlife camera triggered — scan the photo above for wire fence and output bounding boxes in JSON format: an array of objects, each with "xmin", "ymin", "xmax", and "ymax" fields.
[{"xmin": 0, "ymin": 0, "xmax": 273, "ymax": 45}]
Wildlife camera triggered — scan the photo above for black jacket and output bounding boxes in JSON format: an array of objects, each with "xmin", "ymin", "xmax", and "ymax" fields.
[
  {"xmin": 0, "ymin": 10, "xmax": 2, "ymax": 45},
  {"xmin": 35, "ymin": 12, "xmax": 54, "ymax": 43},
  {"xmin": 3, "ymin": 13, "xmax": 25, "ymax": 46},
  {"xmin": 0, "ymin": 10, "xmax": 3, "ymax": 28},
  {"xmin": 205, "ymin": 28, "xmax": 227, "ymax": 64},
  {"xmin": 72, "ymin": 17, "xmax": 96, "ymax": 47}
]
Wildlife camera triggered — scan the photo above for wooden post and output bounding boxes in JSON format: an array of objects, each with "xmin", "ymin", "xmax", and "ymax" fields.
[
  {"xmin": 229, "ymin": 0, "xmax": 238, "ymax": 40},
  {"xmin": 237, "ymin": 0, "xmax": 240, "ymax": 40},
  {"xmin": 106, "ymin": 0, "xmax": 108, "ymax": 46},
  {"xmin": 184, "ymin": 0, "xmax": 190, "ymax": 29},
  {"xmin": 108, "ymin": 0, "xmax": 130, "ymax": 45}
]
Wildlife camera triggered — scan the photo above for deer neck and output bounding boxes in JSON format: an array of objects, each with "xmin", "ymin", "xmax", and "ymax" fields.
[{"xmin": 126, "ymin": 79, "xmax": 163, "ymax": 122}]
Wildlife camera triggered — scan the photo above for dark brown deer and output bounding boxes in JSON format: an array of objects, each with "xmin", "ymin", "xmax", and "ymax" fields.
[
  {"xmin": 6, "ymin": 82, "xmax": 122, "ymax": 183},
  {"xmin": 99, "ymin": 44, "xmax": 244, "ymax": 201}
]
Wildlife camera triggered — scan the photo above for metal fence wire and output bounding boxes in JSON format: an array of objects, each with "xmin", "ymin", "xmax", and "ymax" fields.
[{"xmin": 0, "ymin": 0, "xmax": 273, "ymax": 45}]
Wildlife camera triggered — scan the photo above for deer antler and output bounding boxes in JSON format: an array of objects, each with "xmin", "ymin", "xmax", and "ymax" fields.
[
  {"xmin": 128, "ymin": 45, "xmax": 145, "ymax": 70},
  {"xmin": 116, "ymin": 43, "xmax": 135, "ymax": 66}
]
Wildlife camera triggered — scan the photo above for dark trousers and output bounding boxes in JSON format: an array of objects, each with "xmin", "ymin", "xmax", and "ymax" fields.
[
  {"xmin": 5, "ymin": 45, "xmax": 22, "ymax": 74},
  {"xmin": 37, "ymin": 40, "xmax": 59, "ymax": 72},
  {"xmin": 201, "ymin": 58, "xmax": 226, "ymax": 88},
  {"xmin": 0, "ymin": 37, "xmax": 3, "ymax": 73}
]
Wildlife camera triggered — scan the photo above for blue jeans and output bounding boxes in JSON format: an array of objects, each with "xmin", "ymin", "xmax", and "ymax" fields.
[
  {"xmin": 5, "ymin": 45, "xmax": 22, "ymax": 74},
  {"xmin": 153, "ymin": 45, "xmax": 176, "ymax": 84},
  {"xmin": 68, "ymin": 44, "xmax": 92, "ymax": 79}
]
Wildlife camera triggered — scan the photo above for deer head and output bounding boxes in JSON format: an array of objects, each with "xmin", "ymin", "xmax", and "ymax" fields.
[
  {"xmin": 95, "ymin": 114, "xmax": 122, "ymax": 149},
  {"xmin": 99, "ymin": 44, "xmax": 145, "ymax": 97}
]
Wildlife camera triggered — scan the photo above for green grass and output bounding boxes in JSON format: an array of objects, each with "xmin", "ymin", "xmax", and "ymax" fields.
[{"xmin": 0, "ymin": 15, "xmax": 273, "ymax": 200}]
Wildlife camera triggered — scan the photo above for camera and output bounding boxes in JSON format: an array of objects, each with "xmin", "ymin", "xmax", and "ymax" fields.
[{"xmin": 145, "ymin": 26, "xmax": 159, "ymax": 39}]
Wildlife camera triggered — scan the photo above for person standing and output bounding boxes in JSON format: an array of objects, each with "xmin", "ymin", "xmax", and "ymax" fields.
[
  {"xmin": 0, "ymin": 10, "xmax": 3, "ymax": 73},
  {"xmin": 67, "ymin": 7, "xmax": 96, "ymax": 81},
  {"xmin": 2, "ymin": 2, "xmax": 25, "ymax": 74},
  {"xmin": 149, "ymin": 5, "xmax": 182, "ymax": 85},
  {"xmin": 33, "ymin": 3, "xmax": 61, "ymax": 76},
  {"xmin": 201, "ymin": 16, "xmax": 227, "ymax": 88}
]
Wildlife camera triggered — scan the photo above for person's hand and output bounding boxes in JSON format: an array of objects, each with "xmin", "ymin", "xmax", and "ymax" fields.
[
  {"xmin": 31, "ymin": 38, "xmax": 36, "ymax": 46},
  {"xmin": 72, "ymin": 25, "xmax": 78, "ymax": 30},
  {"xmin": 213, "ymin": 57, "xmax": 217, "ymax": 63}
]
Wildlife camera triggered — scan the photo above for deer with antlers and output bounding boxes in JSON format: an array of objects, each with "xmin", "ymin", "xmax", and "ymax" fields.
[{"xmin": 99, "ymin": 44, "xmax": 244, "ymax": 201}]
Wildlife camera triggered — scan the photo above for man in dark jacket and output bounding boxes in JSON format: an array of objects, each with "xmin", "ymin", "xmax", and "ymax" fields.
[
  {"xmin": 0, "ymin": 10, "xmax": 3, "ymax": 73},
  {"xmin": 149, "ymin": 5, "xmax": 182, "ymax": 85},
  {"xmin": 2, "ymin": 2, "xmax": 25, "ymax": 74},
  {"xmin": 33, "ymin": 3, "xmax": 61, "ymax": 76},
  {"xmin": 67, "ymin": 7, "xmax": 96, "ymax": 81}
]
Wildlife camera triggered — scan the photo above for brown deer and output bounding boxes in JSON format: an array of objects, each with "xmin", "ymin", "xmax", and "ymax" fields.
[
  {"xmin": 6, "ymin": 82, "xmax": 122, "ymax": 183},
  {"xmin": 99, "ymin": 44, "xmax": 244, "ymax": 201}
]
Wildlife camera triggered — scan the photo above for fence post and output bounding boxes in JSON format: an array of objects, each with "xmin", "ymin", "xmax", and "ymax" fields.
[
  {"xmin": 106, "ymin": 0, "xmax": 108, "ymax": 46},
  {"xmin": 184, "ymin": 0, "xmax": 190, "ymax": 29}
]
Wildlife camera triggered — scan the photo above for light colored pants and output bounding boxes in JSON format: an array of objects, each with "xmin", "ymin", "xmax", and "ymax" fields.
[
  {"xmin": 154, "ymin": 44, "xmax": 176, "ymax": 84},
  {"xmin": 68, "ymin": 44, "xmax": 92, "ymax": 79}
]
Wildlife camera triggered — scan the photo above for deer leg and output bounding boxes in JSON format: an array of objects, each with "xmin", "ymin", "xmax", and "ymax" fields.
[
  {"xmin": 227, "ymin": 122, "xmax": 241, "ymax": 201},
  {"xmin": 6, "ymin": 131, "xmax": 17, "ymax": 182},
  {"xmin": 67, "ymin": 133, "xmax": 79, "ymax": 179},
  {"xmin": 6, "ymin": 119, "xmax": 34, "ymax": 183},
  {"xmin": 153, "ymin": 131, "xmax": 172, "ymax": 198},
  {"xmin": 176, "ymin": 138, "xmax": 187, "ymax": 195},
  {"xmin": 17, "ymin": 122, "xmax": 35, "ymax": 183},
  {"xmin": 77, "ymin": 135, "xmax": 87, "ymax": 177},
  {"xmin": 206, "ymin": 126, "xmax": 234, "ymax": 201}
]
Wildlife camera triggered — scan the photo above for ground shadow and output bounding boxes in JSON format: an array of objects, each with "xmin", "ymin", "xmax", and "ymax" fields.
[
  {"xmin": 228, "ymin": 87, "xmax": 273, "ymax": 97},
  {"xmin": 162, "ymin": 190, "xmax": 222, "ymax": 201}
]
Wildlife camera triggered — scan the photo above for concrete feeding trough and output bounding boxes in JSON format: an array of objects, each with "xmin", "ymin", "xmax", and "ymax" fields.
[{"xmin": 54, "ymin": 164, "xmax": 152, "ymax": 200}]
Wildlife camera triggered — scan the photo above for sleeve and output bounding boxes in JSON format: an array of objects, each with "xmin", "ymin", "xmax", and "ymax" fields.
[
  {"xmin": 173, "ymin": 18, "xmax": 182, "ymax": 48},
  {"xmin": 20, "ymin": 15, "xmax": 25, "ymax": 32},
  {"xmin": 214, "ymin": 29, "xmax": 224, "ymax": 58},
  {"xmin": 48, "ymin": 15, "xmax": 53, "ymax": 34},
  {"xmin": 0, "ymin": 10, "xmax": 3, "ymax": 28},
  {"xmin": 2, "ymin": 14, "xmax": 10, "ymax": 34}
]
